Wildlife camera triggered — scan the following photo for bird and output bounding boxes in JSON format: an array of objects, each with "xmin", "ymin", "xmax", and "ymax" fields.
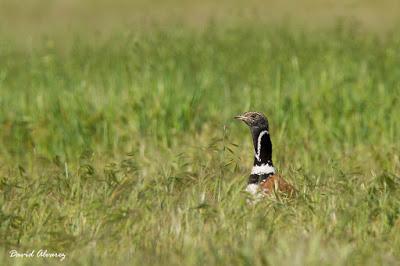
[{"xmin": 234, "ymin": 111, "xmax": 295, "ymax": 200}]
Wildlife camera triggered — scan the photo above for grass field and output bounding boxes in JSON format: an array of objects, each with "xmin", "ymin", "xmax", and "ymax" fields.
[{"xmin": 1, "ymin": 1, "xmax": 400, "ymax": 265}]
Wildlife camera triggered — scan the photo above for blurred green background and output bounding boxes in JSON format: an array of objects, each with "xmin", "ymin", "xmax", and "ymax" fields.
[
  {"xmin": 1, "ymin": 0, "xmax": 400, "ymax": 39},
  {"xmin": 0, "ymin": 1, "xmax": 400, "ymax": 265}
]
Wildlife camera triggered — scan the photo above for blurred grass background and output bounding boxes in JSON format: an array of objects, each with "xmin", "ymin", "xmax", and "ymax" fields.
[
  {"xmin": 1, "ymin": 0, "xmax": 400, "ymax": 41},
  {"xmin": 0, "ymin": 0, "xmax": 400, "ymax": 265}
]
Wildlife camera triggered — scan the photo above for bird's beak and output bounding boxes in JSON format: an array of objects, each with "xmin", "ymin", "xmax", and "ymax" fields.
[{"xmin": 234, "ymin": 115, "xmax": 247, "ymax": 122}]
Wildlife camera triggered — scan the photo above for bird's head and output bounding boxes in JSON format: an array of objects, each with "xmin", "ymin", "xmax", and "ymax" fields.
[{"xmin": 234, "ymin": 111, "xmax": 269, "ymax": 129}]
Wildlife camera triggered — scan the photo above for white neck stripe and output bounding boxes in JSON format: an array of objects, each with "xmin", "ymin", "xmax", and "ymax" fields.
[
  {"xmin": 251, "ymin": 164, "xmax": 275, "ymax": 175},
  {"xmin": 255, "ymin": 130, "xmax": 269, "ymax": 162}
]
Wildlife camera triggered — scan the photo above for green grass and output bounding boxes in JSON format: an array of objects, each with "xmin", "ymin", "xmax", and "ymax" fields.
[{"xmin": 1, "ymin": 23, "xmax": 400, "ymax": 265}]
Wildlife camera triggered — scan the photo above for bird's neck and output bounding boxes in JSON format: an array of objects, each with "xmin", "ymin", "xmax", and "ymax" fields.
[
  {"xmin": 251, "ymin": 127, "xmax": 273, "ymax": 166},
  {"xmin": 248, "ymin": 127, "xmax": 275, "ymax": 184}
]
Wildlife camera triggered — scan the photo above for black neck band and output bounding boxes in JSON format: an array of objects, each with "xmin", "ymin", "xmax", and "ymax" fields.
[
  {"xmin": 251, "ymin": 127, "xmax": 272, "ymax": 165},
  {"xmin": 248, "ymin": 173, "xmax": 274, "ymax": 184}
]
